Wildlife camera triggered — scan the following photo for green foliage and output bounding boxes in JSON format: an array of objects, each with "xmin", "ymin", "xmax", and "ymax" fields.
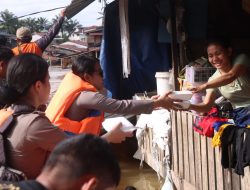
[
  {"xmin": 0, "ymin": 9, "xmax": 80, "ymax": 41},
  {"xmin": 52, "ymin": 14, "xmax": 80, "ymax": 40},
  {"xmin": 0, "ymin": 9, "xmax": 19, "ymax": 34}
]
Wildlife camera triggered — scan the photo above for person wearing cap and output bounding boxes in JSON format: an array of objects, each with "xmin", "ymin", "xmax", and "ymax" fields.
[{"xmin": 12, "ymin": 9, "xmax": 66, "ymax": 56}]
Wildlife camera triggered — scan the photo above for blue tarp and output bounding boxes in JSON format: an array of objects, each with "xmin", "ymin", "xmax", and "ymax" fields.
[{"xmin": 100, "ymin": 0, "xmax": 171, "ymax": 99}]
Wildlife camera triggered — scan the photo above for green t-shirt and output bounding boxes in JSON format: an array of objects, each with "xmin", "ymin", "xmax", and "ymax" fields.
[{"xmin": 207, "ymin": 54, "xmax": 250, "ymax": 108}]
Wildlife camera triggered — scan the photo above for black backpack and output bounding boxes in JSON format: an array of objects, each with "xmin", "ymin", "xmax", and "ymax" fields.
[
  {"xmin": 216, "ymin": 101, "xmax": 234, "ymax": 119},
  {"xmin": 0, "ymin": 110, "xmax": 27, "ymax": 182}
]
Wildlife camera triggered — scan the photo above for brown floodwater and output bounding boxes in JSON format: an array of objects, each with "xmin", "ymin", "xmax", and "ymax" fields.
[
  {"xmin": 49, "ymin": 66, "xmax": 163, "ymax": 190},
  {"xmin": 113, "ymin": 139, "xmax": 163, "ymax": 190}
]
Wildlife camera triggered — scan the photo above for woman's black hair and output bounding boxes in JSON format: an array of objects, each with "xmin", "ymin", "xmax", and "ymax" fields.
[
  {"xmin": 0, "ymin": 46, "xmax": 14, "ymax": 62},
  {"xmin": 206, "ymin": 38, "xmax": 231, "ymax": 50},
  {"xmin": 72, "ymin": 55, "xmax": 99, "ymax": 77},
  {"xmin": 0, "ymin": 53, "xmax": 49, "ymax": 104},
  {"xmin": 0, "ymin": 35, "xmax": 7, "ymax": 46},
  {"xmin": 45, "ymin": 134, "xmax": 121, "ymax": 188}
]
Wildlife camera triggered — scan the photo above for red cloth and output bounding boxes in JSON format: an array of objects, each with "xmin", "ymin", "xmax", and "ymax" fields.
[{"xmin": 193, "ymin": 107, "xmax": 228, "ymax": 137}]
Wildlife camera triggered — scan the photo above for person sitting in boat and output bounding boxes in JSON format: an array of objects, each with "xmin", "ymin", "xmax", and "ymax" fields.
[
  {"xmin": 0, "ymin": 46, "xmax": 14, "ymax": 108},
  {"xmin": 0, "ymin": 53, "xmax": 67, "ymax": 179},
  {"xmin": 0, "ymin": 46, "xmax": 14, "ymax": 80},
  {"xmin": 46, "ymin": 55, "xmax": 177, "ymax": 138},
  {"xmin": 0, "ymin": 53, "xmax": 131, "ymax": 179}
]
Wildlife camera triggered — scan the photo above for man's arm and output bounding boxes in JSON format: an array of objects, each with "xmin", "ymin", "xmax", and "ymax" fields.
[{"xmin": 36, "ymin": 9, "xmax": 66, "ymax": 51}]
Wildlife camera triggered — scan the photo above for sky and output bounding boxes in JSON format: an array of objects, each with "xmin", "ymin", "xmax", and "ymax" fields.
[{"xmin": 0, "ymin": 0, "xmax": 113, "ymax": 26}]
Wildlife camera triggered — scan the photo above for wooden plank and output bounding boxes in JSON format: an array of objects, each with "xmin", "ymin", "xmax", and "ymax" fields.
[
  {"xmin": 231, "ymin": 172, "xmax": 241, "ymax": 190},
  {"xmin": 241, "ymin": 166, "xmax": 250, "ymax": 190},
  {"xmin": 187, "ymin": 113, "xmax": 196, "ymax": 186},
  {"xmin": 223, "ymin": 146, "xmax": 232, "ymax": 190},
  {"xmin": 223, "ymin": 168, "xmax": 232, "ymax": 190},
  {"xmin": 176, "ymin": 111, "xmax": 184, "ymax": 178},
  {"xmin": 171, "ymin": 110, "xmax": 179, "ymax": 173},
  {"xmin": 182, "ymin": 112, "xmax": 190, "ymax": 182},
  {"xmin": 171, "ymin": 170, "xmax": 182, "ymax": 190},
  {"xmin": 215, "ymin": 147, "xmax": 225, "ymax": 190},
  {"xmin": 201, "ymin": 135, "xmax": 209, "ymax": 190},
  {"xmin": 245, "ymin": 167, "xmax": 250, "ymax": 190},
  {"xmin": 145, "ymin": 127, "xmax": 151, "ymax": 161},
  {"xmin": 193, "ymin": 128, "xmax": 202, "ymax": 190},
  {"xmin": 207, "ymin": 138, "xmax": 216, "ymax": 190},
  {"xmin": 172, "ymin": 170, "xmax": 196, "ymax": 190},
  {"xmin": 240, "ymin": 174, "xmax": 244, "ymax": 190},
  {"xmin": 183, "ymin": 180, "xmax": 196, "ymax": 190}
]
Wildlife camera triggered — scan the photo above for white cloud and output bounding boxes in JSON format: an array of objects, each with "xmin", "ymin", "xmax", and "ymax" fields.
[{"xmin": 0, "ymin": 0, "xmax": 110, "ymax": 26}]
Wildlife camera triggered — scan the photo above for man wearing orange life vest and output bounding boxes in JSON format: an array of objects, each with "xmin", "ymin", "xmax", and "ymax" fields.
[
  {"xmin": 46, "ymin": 55, "xmax": 177, "ymax": 140},
  {"xmin": 12, "ymin": 9, "xmax": 66, "ymax": 56}
]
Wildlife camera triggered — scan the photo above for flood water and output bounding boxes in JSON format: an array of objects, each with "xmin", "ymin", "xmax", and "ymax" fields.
[
  {"xmin": 49, "ymin": 66, "xmax": 163, "ymax": 190},
  {"xmin": 113, "ymin": 139, "xmax": 163, "ymax": 190}
]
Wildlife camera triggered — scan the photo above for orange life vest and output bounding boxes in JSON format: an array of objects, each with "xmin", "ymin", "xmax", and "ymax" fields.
[
  {"xmin": 12, "ymin": 42, "xmax": 42, "ymax": 56},
  {"xmin": 46, "ymin": 72, "xmax": 104, "ymax": 135}
]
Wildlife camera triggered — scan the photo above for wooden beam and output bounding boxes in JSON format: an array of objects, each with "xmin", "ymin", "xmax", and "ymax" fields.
[{"xmin": 169, "ymin": 0, "xmax": 180, "ymax": 90}]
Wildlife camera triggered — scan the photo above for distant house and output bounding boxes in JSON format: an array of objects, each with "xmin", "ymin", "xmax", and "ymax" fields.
[
  {"xmin": 84, "ymin": 26, "xmax": 102, "ymax": 46},
  {"xmin": 84, "ymin": 26, "xmax": 103, "ymax": 57},
  {"xmin": 52, "ymin": 41, "xmax": 87, "ymax": 53},
  {"xmin": 67, "ymin": 26, "xmax": 103, "ymax": 58},
  {"xmin": 47, "ymin": 25, "xmax": 103, "ymax": 68},
  {"xmin": 49, "ymin": 40, "xmax": 88, "ymax": 68},
  {"xmin": 68, "ymin": 27, "xmax": 86, "ymax": 41},
  {"xmin": 69, "ymin": 26, "xmax": 97, "ymax": 42}
]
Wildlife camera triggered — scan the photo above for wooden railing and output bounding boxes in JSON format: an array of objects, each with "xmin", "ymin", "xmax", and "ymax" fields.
[{"xmin": 171, "ymin": 110, "xmax": 250, "ymax": 190}]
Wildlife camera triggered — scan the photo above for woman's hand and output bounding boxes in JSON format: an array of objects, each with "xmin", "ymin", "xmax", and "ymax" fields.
[
  {"xmin": 153, "ymin": 91, "xmax": 182, "ymax": 111},
  {"xmin": 188, "ymin": 83, "xmax": 207, "ymax": 93},
  {"xmin": 150, "ymin": 94, "xmax": 160, "ymax": 100},
  {"xmin": 102, "ymin": 122, "xmax": 134, "ymax": 143}
]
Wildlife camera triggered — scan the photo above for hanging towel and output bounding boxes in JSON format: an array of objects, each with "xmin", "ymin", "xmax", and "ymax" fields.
[{"xmin": 119, "ymin": 0, "xmax": 131, "ymax": 78}]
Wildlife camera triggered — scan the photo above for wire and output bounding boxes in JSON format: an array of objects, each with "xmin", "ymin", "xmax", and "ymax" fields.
[{"xmin": 0, "ymin": 6, "xmax": 66, "ymax": 23}]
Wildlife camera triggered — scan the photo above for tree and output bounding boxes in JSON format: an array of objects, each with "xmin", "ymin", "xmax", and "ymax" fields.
[
  {"xmin": 18, "ymin": 17, "xmax": 50, "ymax": 33},
  {"xmin": 64, "ymin": 19, "xmax": 80, "ymax": 39},
  {"xmin": 36, "ymin": 17, "xmax": 49, "ymax": 31},
  {"xmin": 21, "ymin": 17, "xmax": 39, "ymax": 33},
  {"xmin": 0, "ymin": 9, "xmax": 19, "ymax": 34},
  {"xmin": 52, "ymin": 15, "xmax": 80, "ymax": 40}
]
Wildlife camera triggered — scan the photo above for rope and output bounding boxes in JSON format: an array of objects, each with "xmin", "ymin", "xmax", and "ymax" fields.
[{"xmin": 0, "ymin": 7, "xmax": 66, "ymax": 23}]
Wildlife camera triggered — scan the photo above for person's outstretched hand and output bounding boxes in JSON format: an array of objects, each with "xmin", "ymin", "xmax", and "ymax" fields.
[
  {"xmin": 102, "ymin": 122, "xmax": 134, "ymax": 143},
  {"xmin": 153, "ymin": 91, "xmax": 182, "ymax": 111},
  {"xmin": 188, "ymin": 83, "xmax": 207, "ymax": 93},
  {"xmin": 60, "ymin": 8, "xmax": 66, "ymax": 18}
]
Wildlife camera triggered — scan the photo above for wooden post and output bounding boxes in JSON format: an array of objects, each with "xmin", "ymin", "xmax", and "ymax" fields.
[{"xmin": 169, "ymin": 0, "xmax": 180, "ymax": 90}]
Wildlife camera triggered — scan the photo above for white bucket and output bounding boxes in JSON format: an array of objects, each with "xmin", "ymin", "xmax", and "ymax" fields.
[{"xmin": 155, "ymin": 72, "xmax": 171, "ymax": 95}]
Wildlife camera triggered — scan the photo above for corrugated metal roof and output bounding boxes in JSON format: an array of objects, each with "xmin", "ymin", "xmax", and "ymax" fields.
[{"xmin": 65, "ymin": 0, "xmax": 95, "ymax": 19}]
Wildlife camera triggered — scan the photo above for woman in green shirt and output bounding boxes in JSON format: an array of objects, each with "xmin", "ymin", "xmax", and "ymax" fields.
[{"xmin": 188, "ymin": 39, "xmax": 250, "ymax": 113}]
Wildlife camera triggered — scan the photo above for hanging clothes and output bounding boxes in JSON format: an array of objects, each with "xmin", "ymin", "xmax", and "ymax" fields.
[
  {"xmin": 221, "ymin": 126, "xmax": 250, "ymax": 175},
  {"xmin": 119, "ymin": 0, "xmax": 131, "ymax": 78},
  {"xmin": 100, "ymin": 0, "xmax": 171, "ymax": 99}
]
